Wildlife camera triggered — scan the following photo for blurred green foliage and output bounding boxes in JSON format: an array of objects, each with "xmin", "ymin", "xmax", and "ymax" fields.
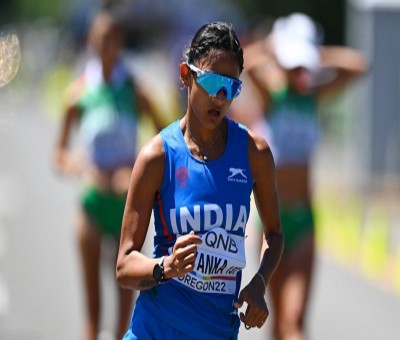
[
  {"xmin": 0, "ymin": 0, "xmax": 65, "ymax": 24},
  {"xmin": 0, "ymin": 0, "xmax": 346, "ymax": 45}
]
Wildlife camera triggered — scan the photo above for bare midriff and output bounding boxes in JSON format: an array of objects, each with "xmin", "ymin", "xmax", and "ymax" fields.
[
  {"xmin": 275, "ymin": 165, "xmax": 311, "ymax": 204},
  {"xmin": 84, "ymin": 165, "xmax": 132, "ymax": 194}
]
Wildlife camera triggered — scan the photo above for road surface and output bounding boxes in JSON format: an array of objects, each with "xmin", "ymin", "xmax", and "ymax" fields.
[{"xmin": 1, "ymin": 89, "xmax": 400, "ymax": 340}]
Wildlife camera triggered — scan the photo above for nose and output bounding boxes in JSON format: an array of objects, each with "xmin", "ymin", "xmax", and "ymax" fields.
[{"xmin": 213, "ymin": 87, "xmax": 228, "ymax": 101}]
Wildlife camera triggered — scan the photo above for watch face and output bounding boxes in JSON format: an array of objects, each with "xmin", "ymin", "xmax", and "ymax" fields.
[{"xmin": 153, "ymin": 264, "xmax": 162, "ymax": 283}]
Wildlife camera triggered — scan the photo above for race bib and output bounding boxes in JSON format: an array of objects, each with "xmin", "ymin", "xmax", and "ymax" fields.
[{"xmin": 172, "ymin": 228, "xmax": 246, "ymax": 295}]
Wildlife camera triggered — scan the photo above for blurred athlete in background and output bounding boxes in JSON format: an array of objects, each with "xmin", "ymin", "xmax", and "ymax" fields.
[
  {"xmin": 54, "ymin": 9, "xmax": 163, "ymax": 340},
  {"xmin": 239, "ymin": 13, "xmax": 366, "ymax": 340}
]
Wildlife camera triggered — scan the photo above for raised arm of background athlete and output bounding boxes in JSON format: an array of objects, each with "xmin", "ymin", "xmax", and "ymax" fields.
[
  {"xmin": 134, "ymin": 84, "xmax": 165, "ymax": 132},
  {"xmin": 316, "ymin": 46, "xmax": 367, "ymax": 101},
  {"xmin": 242, "ymin": 43, "xmax": 281, "ymax": 114},
  {"xmin": 116, "ymin": 131, "xmax": 202, "ymax": 291},
  {"xmin": 234, "ymin": 130, "xmax": 284, "ymax": 329}
]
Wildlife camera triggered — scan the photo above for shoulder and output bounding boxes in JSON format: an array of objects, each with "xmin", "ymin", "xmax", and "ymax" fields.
[
  {"xmin": 246, "ymin": 128, "xmax": 275, "ymax": 182},
  {"xmin": 159, "ymin": 120, "xmax": 182, "ymax": 143},
  {"xmin": 132, "ymin": 134, "xmax": 165, "ymax": 189},
  {"xmin": 227, "ymin": 119, "xmax": 269, "ymax": 153},
  {"xmin": 137, "ymin": 134, "xmax": 165, "ymax": 166},
  {"xmin": 138, "ymin": 120, "xmax": 182, "ymax": 164},
  {"xmin": 128, "ymin": 133, "xmax": 165, "ymax": 195},
  {"xmin": 247, "ymin": 128, "xmax": 270, "ymax": 156}
]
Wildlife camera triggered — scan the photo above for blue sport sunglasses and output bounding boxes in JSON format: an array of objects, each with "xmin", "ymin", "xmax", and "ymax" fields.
[{"xmin": 187, "ymin": 63, "xmax": 243, "ymax": 100}]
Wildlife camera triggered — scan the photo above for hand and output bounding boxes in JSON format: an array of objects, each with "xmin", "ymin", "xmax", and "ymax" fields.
[
  {"xmin": 164, "ymin": 231, "xmax": 202, "ymax": 279},
  {"xmin": 234, "ymin": 275, "xmax": 269, "ymax": 329},
  {"xmin": 54, "ymin": 150, "xmax": 83, "ymax": 177}
]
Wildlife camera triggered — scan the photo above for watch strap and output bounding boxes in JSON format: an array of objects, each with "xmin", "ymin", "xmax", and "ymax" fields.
[{"xmin": 154, "ymin": 256, "xmax": 166, "ymax": 284}]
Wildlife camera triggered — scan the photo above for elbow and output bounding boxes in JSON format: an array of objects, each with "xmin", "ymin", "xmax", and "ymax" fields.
[
  {"xmin": 115, "ymin": 258, "xmax": 131, "ymax": 289},
  {"xmin": 115, "ymin": 263, "xmax": 124, "ymax": 287},
  {"xmin": 116, "ymin": 251, "xmax": 143, "ymax": 291}
]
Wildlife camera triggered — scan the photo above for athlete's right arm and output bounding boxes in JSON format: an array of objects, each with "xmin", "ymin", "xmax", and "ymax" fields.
[
  {"xmin": 243, "ymin": 40, "xmax": 284, "ymax": 114},
  {"xmin": 116, "ymin": 135, "xmax": 202, "ymax": 290},
  {"xmin": 53, "ymin": 80, "xmax": 82, "ymax": 176}
]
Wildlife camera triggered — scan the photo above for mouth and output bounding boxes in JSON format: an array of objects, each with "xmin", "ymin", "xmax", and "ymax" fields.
[{"xmin": 208, "ymin": 109, "xmax": 221, "ymax": 117}]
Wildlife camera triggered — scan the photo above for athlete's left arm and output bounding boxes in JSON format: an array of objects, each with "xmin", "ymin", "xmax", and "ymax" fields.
[
  {"xmin": 134, "ymin": 83, "xmax": 165, "ymax": 132},
  {"xmin": 317, "ymin": 46, "xmax": 367, "ymax": 102},
  {"xmin": 234, "ymin": 130, "xmax": 284, "ymax": 329},
  {"xmin": 249, "ymin": 130, "xmax": 283, "ymax": 284}
]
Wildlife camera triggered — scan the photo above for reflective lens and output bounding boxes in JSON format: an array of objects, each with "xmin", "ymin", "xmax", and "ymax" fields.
[{"xmin": 187, "ymin": 63, "xmax": 243, "ymax": 100}]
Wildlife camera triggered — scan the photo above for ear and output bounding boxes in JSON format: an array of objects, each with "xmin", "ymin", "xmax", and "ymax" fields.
[{"xmin": 180, "ymin": 63, "xmax": 191, "ymax": 87}]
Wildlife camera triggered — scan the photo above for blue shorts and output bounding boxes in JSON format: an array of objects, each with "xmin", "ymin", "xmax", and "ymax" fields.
[{"xmin": 123, "ymin": 302, "xmax": 196, "ymax": 340}]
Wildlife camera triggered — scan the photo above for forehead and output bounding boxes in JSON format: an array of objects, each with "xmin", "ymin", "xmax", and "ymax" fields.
[
  {"xmin": 287, "ymin": 67, "xmax": 312, "ymax": 76},
  {"xmin": 197, "ymin": 51, "xmax": 240, "ymax": 78},
  {"xmin": 90, "ymin": 15, "xmax": 120, "ymax": 39}
]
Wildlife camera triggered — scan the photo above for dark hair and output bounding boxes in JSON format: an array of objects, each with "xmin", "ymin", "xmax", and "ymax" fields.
[{"xmin": 183, "ymin": 22, "xmax": 244, "ymax": 74}]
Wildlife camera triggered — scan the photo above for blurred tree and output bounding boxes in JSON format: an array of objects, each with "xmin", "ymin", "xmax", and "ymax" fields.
[
  {"xmin": 0, "ymin": 0, "xmax": 13, "ymax": 24},
  {"xmin": 229, "ymin": 0, "xmax": 346, "ymax": 45},
  {"xmin": 1, "ymin": 0, "xmax": 346, "ymax": 45},
  {"xmin": 0, "ymin": 0, "xmax": 65, "ymax": 24}
]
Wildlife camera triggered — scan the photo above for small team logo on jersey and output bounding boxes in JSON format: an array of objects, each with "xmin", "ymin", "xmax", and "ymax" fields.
[
  {"xmin": 176, "ymin": 166, "xmax": 189, "ymax": 188},
  {"xmin": 227, "ymin": 167, "xmax": 247, "ymax": 184}
]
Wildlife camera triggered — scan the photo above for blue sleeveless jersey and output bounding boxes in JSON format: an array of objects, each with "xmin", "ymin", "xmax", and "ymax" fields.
[{"xmin": 133, "ymin": 118, "xmax": 253, "ymax": 339}]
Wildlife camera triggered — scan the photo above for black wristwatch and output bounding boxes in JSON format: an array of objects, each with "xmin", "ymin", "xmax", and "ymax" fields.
[{"xmin": 153, "ymin": 256, "xmax": 166, "ymax": 284}]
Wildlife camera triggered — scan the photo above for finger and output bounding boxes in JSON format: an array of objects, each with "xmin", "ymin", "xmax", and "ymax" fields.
[
  {"xmin": 239, "ymin": 305, "xmax": 250, "ymax": 325},
  {"xmin": 178, "ymin": 231, "xmax": 202, "ymax": 246},
  {"xmin": 253, "ymin": 314, "xmax": 265, "ymax": 329},
  {"xmin": 256, "ymin": 319, "xmax": 266, "ymax": 329},
  {"xmin": 174, "ymin": 243, "xmax": 198, "ymax": 260},
  {"xmin": 239, "ymin": 311, "xmax": 246, "ymax": 323},
  {"xmin": 252, "ymin": 309, "xmax": 269, "ymax": 329},
  {"xmin": 174, "ymin": 238, "xmax": 201, "ymax": 253},
  {"xmin": 182, "ymin": 261, "xmax": 196, "ymax": 272},
  {"xmin": 179, "ymin": 251, "xmax": 197, "ymax": 270},
  {"xmin": 240, "ymin": 305, "xmax": 263, "ymax": 328},
  {"xmin": 244, "ymin": 315, "xmax": 255, "ymax": 328},
  {"xmin": 257, "ymin": 311, "xmax": 269, "ymax": 328},
  {"xmin": 234, "ymin": 291, "xmax": 244, "ymax": 309},
  {"xmin": 183, "ymin": 249, "xmax": 197, "ymax": 262},
  {"xmin": 172, "ymin": 245, "xmax": 198, "ymax": 274}
]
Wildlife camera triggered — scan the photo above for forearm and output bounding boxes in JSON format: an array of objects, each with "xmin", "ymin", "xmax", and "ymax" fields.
[
  {"xmin": 257, "ymin": 231, "xmax": 284, "ymax": 286},
  {"xmin": 116, "ymin": 250, "xmax": 161, "ymax": 291},
  {"xmin": 320, "ymin": 46, "xmax": 367, "ymax": 74},
  {"xmin": 137, "ymin": 90, "xmax": 164, "ymax": 132}
]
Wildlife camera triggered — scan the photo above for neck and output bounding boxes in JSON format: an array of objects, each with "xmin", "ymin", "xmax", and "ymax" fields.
[
  {"xmin": 101, "ymin": 58, "xmax": 116, "ymax": 81},
  {"xmin": 185, "ymin": 116, "xmax": 225, "ymax": 143},
  {"xmin": 184, "ymin": 116, "xmax": 226, "ymax": 161}
]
